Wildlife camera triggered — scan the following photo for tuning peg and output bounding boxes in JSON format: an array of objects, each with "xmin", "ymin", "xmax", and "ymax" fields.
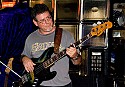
[
  {"xmin": 97, "ymin": 21, "xmax": 101, "ymax": 25},
  {"xmin": 93, "ymin": 23, "xmax": 97, "ymax": 26}
]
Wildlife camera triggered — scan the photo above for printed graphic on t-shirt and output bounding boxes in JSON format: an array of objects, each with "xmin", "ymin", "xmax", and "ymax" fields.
[{"xmin": 31, "ymin": 42, "xmax": 64, "ymax": 53}]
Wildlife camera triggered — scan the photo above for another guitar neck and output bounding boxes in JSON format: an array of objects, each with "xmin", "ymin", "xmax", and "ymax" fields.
[
  {"xmin": 4, "ymin": 58, "xmax": 14, "ymax": 87},
  {"xmin": 4, "ymin": 74, "xmax": 9, "ymax": 87}
]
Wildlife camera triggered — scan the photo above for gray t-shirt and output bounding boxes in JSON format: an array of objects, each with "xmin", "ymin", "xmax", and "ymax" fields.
[{"xmin": 22, "ymin": 29, "xmax": 75, "ymax": 86}]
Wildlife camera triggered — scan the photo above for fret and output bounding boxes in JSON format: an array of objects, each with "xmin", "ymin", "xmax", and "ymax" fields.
[
  {"xmin": 43, "ymin": 62, "xmax": 48, "ymax": 68},
  {"xmin": 50, "ymin": 58, "xmax": 54, "ymax": 64},
  {"xmin": 57, "ymin": 52, "xmax": 61, "ymax": 59},
  {"xmin": 47, "ymin": 60, "xmax": 50, "ymax": 65},
  {"xmin": 60, "ymin": 50, "xmax": 66, "ymax": 57},
  {"xmin": 45, "ymin": 61, "xmax": 49, "ymax": 67},
  {"xmin": 54, "ymin": 54, "xmax": 59, "ymax": 61},
  {"xmin": 51, "ymin": 56, "xmax": 56, "ymax": 62}
]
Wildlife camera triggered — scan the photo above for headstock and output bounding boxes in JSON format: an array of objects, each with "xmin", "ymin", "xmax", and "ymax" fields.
[
  {"xmin": 5, "ymin": 58, "xmax": 14, "ymax": 74},
  {"xmin": 90, "ymin": 21, "xmax": 113, "ymax": 37}
]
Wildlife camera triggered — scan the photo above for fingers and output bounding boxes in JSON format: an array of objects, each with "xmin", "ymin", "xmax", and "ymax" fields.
[
  {"xmin": 67, "ymin": 47, "xmax": 76, "ymax": 53},
  {"xmin": 66, "ymin": 47, "xmax": 77, "ymax": 58},
  {"xmin": 25, "ymin": 62, "xmax": 35, "ymax": 72},
  {"xmin": 23, "ymin": 58, "xmax": 36, "ymax": 72}
]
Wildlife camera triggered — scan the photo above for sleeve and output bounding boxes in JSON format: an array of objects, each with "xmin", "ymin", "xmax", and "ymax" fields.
[{"xmin": 21, "ymin": 36, "xmax": 32, "ymax": 58}]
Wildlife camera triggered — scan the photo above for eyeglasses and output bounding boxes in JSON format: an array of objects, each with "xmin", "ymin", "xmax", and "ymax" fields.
[{"xmin": 37, "ymin": 16, "xmax": 52, "ymax": 24}]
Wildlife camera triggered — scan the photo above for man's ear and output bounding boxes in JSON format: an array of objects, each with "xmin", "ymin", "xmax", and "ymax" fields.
[{"xmin": 33, "ymin": 19, "xmax": 38, "ymax": 26}]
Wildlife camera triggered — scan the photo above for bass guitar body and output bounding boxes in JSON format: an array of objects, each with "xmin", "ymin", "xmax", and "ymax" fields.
[{"xmin": 13, "ymin": 47, "xmax": 57, "ymax": 87}]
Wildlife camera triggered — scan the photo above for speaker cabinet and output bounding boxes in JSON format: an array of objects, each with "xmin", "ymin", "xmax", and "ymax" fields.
[{"xmin": 87, "ymin": 46, "xmax": 108, "ymax": 87}]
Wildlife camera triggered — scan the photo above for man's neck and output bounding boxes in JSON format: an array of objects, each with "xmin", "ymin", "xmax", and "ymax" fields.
[{"xmin": 38, "ymin": 26, "xmax": 56, "ymax": 35}]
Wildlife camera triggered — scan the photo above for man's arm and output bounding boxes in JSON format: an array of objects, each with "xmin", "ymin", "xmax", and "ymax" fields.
[
  {"xmin": 20, "ymin": 55, "xmax": 35, "ymax": 72},
  {"xmin": 70, "ymin": 53, "xmax": 82, "ymax": 65},
  {"xmin": 66, "ymin": 47, "xmax": 82, "ymax": 65}
]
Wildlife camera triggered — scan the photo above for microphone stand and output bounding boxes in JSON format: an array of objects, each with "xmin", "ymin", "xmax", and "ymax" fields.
[{"xmin": 0, "ymin": 60, "xmax": 22, "ymax": 78}]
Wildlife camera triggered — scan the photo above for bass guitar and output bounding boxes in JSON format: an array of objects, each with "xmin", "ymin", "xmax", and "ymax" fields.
[{"xmin": 13, "ymin": 21, "xmax": 112, "ymax": 87}]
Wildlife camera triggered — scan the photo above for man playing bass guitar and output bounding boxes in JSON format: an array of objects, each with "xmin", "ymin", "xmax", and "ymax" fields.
[{"xmin": 21, "ymin": 3, "xmax": 82, "ymax": 87}]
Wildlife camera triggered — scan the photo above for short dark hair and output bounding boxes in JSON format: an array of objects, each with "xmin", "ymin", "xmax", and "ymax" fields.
[{"xmin": 31, "ymin": 4, "xmax": 52, "ymax": 21}]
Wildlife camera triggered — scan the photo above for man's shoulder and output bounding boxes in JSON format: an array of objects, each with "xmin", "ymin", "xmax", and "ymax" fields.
[
  {"xmin": 27, "ymin": 30, "xmax": 38, "ymax": 39},
  {"xmin": 29, "ymin": 30, "xmax": 37, "ymax": 36},
  {"xmin": 61, "ymin": 29, "xmax": 71, "ymax": 35}
]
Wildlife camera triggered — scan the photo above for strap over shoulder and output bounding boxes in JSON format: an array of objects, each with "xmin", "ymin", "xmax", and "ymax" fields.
[{"xmin": 54, "ymin": 27, "xmax": 63, "ymax": 53}]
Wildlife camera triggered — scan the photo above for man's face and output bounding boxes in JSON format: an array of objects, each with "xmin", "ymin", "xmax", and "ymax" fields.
[{"xmin": 34, "ymin": 11, "xmax": 53, "ymax": 33}]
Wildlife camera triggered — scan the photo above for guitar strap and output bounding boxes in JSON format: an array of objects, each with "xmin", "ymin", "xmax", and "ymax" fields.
[{"xmin": 54, "ymin": 27, "xmax": 62, "ymax": 54}]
